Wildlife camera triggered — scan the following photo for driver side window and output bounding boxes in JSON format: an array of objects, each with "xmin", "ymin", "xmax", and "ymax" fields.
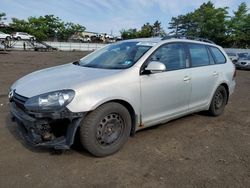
[{"xmin": 150, "ymin": 43, "xmax": 186, "ymax": 71}]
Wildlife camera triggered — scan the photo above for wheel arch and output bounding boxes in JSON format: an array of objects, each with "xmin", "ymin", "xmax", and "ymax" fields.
[
  {"xmin": 208, "ymin": 82, "xmax": 230, "ymax": 109},
  {"xmin": 220, "ymin": 82, "xmax": 229, "ymax": 104}
]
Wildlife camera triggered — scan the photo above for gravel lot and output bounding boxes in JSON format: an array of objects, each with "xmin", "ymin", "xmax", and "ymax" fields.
[{"xmin": 0, "ymin": 51, "xmax": 249, "ymax": 188}]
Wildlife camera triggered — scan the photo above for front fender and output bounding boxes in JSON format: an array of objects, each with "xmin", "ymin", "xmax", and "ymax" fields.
[{"xmin": 66, "ymin": 83, "xmax": 140, "ymax": 117}]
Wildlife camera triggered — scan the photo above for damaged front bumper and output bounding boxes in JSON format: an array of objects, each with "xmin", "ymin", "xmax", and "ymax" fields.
[{"xmin": 10, "ymin": 102, "xmax": 85, "ymax": 150}]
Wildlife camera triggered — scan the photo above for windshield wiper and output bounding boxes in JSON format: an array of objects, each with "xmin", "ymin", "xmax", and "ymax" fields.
[{"xmin": 72, "ymin": 60, "xmax": 80, "ymax": 65}]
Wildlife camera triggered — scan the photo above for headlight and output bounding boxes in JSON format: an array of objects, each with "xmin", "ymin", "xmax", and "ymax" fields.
[{"xmin": 24, "ymin": 90, "xmax": 75, "ymax": 112}]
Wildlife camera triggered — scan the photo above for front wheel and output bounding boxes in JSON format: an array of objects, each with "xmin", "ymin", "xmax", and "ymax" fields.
[
  {"xmin": 80, "ymin": 102, "xmax": 131, "ymax": 157},
  {"xmin": 208, "ymin": 85, "xmax": 228, "ymax": 116}
]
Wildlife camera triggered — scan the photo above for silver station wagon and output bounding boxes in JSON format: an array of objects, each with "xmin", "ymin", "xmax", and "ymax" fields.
[{"xmin": 9, "ymin": 37, "xmax": 236, "ymax": 157}]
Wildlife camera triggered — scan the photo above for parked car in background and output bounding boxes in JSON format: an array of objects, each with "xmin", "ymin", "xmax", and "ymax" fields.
[
  {"xmin": 69, "ymin": 33, "xmax": 91, "ymax": 43},
  {"xmin": 12, "ymin": 32, "xmax": 36, "ymax": 41},
  {"xmin": 226, "ymin": 52, "xmax": 239, "ymax": 63},
  {"xmin": 9, "ymin": 37, "xmax": 236, "ymax": 157},
  {"xmin": 81, "ymin": 36, "xmax": 91, "ymax": 43},
  {"xmin": 235, "ymin": 55, "xmax": 250, "ymax": 69},
  {"xmin": 0, "ymin": 31, "xmax": 11, "ymax": 40},
  {"xmin": 0, "ymin": 42, "xmax": 5, "ymax": 50}
]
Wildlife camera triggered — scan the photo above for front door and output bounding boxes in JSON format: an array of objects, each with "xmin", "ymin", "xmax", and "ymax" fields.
[{"xmin": 140, "ymin": 43, "xmax": 191, "ymax": 126}]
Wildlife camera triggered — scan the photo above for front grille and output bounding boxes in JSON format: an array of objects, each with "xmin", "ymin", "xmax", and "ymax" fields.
[
  {"xmin": 12, "ymin": 92, "xmax": 28, "ymax": 111},
  {"xmin": 241, "ymin": 62, "xmax": 246, "ymax": 65}
]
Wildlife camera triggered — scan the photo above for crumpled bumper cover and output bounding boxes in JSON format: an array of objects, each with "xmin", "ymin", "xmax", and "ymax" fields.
[{"xmin": 10, "ymin": 102, "xmax": 85, "ymax": 150}]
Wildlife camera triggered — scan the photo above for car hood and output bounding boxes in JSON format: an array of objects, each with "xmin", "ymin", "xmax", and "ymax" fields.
[
  {"xmin": 239, "ymin": 59, "xmax": 250, "ymax": 62},
  {"xmin": 11, "ymin": 63, "xmax": 122, "ymax": 98},
  {"xmin": 1, "ymin": 33, "xmax": 10, "ymax": 37}
]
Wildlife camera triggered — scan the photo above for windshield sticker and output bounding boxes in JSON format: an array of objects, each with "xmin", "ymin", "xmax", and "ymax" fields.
[{"xmin": 123, "ymin": 60, "xmax": 133, "ymax": 65}]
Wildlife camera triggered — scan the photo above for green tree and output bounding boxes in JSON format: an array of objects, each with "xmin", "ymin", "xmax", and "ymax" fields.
[
  {"xmin": 228, "ymin": 2, "xmax": 250, "ymax": 47},
  {"xmin": 168, "ymin": 15, "xmax": 195, "ymax": 35},
  {"xmin": 168, "ymin": 1, "xmax": 229, "ymax": 45},
  {"xmin": 193, "ymin": 2, "xmax": 228, "ymax": 44},
  {"xmin": 152, "ymin": 21, "xmax": 165, "ymax": 37},
  {"xmin": 139, "ymin": 22, "xmax": 153, "ymax": 37},
  {"xmin": 10, "ymin": 15, "xmax": 85, "ymax": 41},
  {"xmin": 0, "ymin": 12, "xmax": 7, "ymax": 23},
  {"xmin": 61, "ymin": 22, "xmax": 85, "ymax": 40},
  {"xmin": 120, "ymin": 20, "xmax": 164, "ymax": 39},
  {"xmin": 10, "ymin": 18, "xmax": 30, "ymax": 31},
  {"xmin": 120, "ymin": 28, "xmax": 138, "ymax": 39}
]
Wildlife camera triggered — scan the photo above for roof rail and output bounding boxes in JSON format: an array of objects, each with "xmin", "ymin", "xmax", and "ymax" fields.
[{"xmin": 162, "ymin": 35, "xmax": 215, "ymax": 44}]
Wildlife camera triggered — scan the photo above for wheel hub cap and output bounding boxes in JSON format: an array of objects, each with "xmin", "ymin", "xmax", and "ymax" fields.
[
  {"xmin": 96, "ymin": 113, "xmax": 124, "ymax": 146},
  {"xmin": 215, "ymin": 91, "xmax": 223, "ymax": 109}
]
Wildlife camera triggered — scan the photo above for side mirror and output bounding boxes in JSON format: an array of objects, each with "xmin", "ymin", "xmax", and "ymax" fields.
[{"xmin": 145, "ymin": 61, "xmax": 166, "ymax": 74}]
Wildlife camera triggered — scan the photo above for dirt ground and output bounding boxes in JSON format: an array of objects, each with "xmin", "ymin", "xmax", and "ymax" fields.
[{"xmin": 0, "ymin": 51, "xmax": 249, "ymax": 188}]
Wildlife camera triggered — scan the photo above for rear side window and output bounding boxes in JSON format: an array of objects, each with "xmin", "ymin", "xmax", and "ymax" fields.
[
  {"xmin": 209, "ymin": 47, "xmax": 226, "ymax": 64},
  {"xmin": 207, "ymin": 47, "xmax": 215, "ymax": 64},
  {"xmin": 188, "ymin": 44, "xmax": 210, "ymax": 67}
]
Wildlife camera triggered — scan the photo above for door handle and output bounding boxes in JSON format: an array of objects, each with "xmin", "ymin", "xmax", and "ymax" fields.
[
  {"xmin": 213, "ymin": 71, "xmax": 219, "ymax": 77},
  {"xmin": 183, "ymin": 76, "xmax": 191, "ymax": 81}
]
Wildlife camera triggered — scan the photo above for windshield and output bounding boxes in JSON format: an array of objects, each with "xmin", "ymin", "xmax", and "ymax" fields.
[
  {"xmin": 227, "ymin": 52, "xmax": 236, "ymax": 56},
  {"xmin": 79, "ymin": 41, "xmax": 152, "ymax": 69},
  {"xmin": 242, "ymin": 55, "xmax": 250, "ymax": 60},
  {"xmin": 239, "ymin": 53, "xmax": 249, "ymax": 59}
]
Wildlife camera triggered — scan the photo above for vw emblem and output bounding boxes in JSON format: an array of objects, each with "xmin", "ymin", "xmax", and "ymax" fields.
[{"xmin": 8, "ymin": 90, "xmax": 14, "ymax": 101}]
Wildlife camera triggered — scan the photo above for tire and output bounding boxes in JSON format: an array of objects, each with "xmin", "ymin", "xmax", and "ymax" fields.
[
  {"xmin": 80, "ymin": 102, "xmax": 131, "ymax": 157},
  {"xmin": 208, "ymin": 85, "xmax": 228, "ymax": 116},
  {"xmin": 17, "ymin": 37, "xmax": 21, "ymax": 40},
  {"xmin": 6, "ymin": 36, "xmax": 11, "ymax": 41}
]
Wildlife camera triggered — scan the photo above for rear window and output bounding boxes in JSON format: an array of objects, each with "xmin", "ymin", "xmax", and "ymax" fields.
[
  {"xmin": 210, "ymin": 47, "xmax": 226, "ymax": 64},
  {"xmin": 188, "ymin": 44, "xmax": 210, "ymax": 67}
]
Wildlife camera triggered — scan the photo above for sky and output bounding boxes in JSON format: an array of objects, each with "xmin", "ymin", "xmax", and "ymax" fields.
[{"xmin": 1, "ymin": 0, "xmax": 250, "ymax": 36}]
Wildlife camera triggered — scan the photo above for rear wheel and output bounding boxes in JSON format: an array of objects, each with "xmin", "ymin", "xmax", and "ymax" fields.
[
  {"xmin": 80, "ymin": 102, "xmax": 131, "ymax": 157},
  {"xmin": 17, "ymin": 36, "xmax": 21, "ymax": 40},
  {"xmin": 208, "ymin": 85, "xmax": 228, "ymax": 116}
]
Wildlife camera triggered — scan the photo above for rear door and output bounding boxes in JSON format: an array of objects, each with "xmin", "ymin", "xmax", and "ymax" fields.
[{"xmin": 187, "ymin": 43, "xmax": 219, "ymax": 110}]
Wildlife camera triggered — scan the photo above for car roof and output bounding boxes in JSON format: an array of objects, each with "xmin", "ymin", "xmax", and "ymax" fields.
[
  {"xmin": 122, "ymin": 37, "xmax": 219, "ymax": 47},
  {"xmin": 125, "ymin": 37, "xmax": 162, "ymax": 43}
]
